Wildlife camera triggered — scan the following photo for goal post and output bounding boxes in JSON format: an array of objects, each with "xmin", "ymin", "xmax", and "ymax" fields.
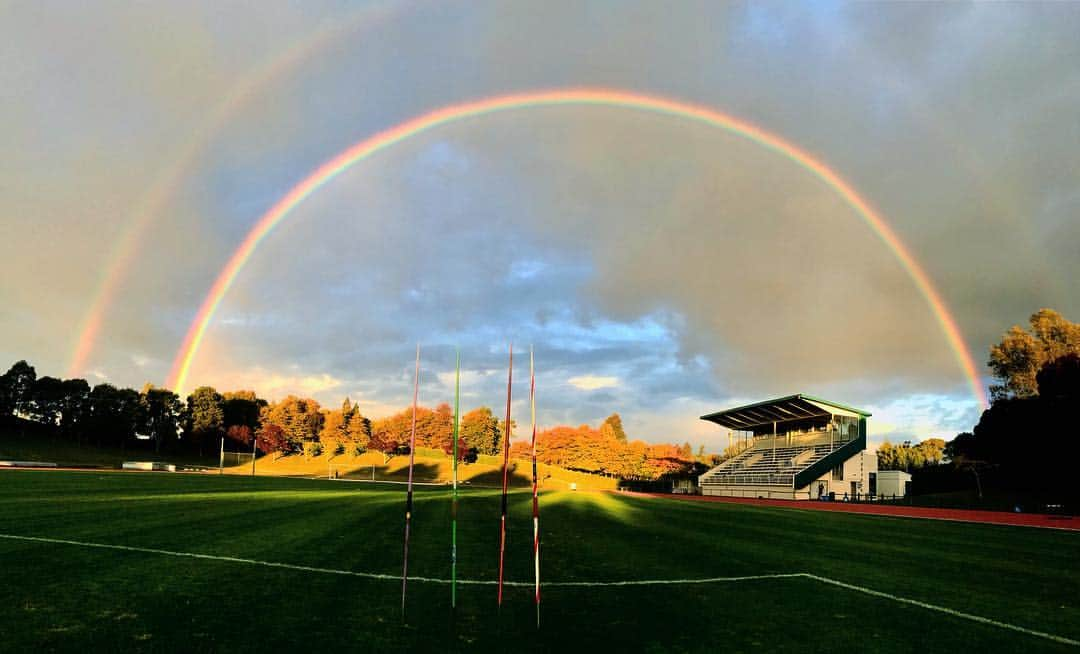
[
  {"xmin": 328, "ymin": 462, "xmax": 377, "ymax": 481},
  {"xmin": 221, "ymin": 451, "xmax": 255, "ymax": 468}
]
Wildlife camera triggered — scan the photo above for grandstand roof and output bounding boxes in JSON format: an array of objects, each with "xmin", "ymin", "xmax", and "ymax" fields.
[{"xmin": 700, "ymin": 394, "xmax": 871, "ymax": 430}]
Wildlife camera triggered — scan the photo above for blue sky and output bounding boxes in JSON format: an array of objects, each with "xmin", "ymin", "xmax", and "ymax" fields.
[{"xmin": 2, "ymin": 2, "xmax": 1078, "ymax": 451}]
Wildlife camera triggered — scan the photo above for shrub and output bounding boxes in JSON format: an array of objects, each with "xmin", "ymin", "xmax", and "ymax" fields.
[
  {"xmin": 351, "ymin": 442, "xmax": 367, "ymax": 457},
  {"xmin": 303, "ymin": 441, "xmax": 324, "ymax": 458}
]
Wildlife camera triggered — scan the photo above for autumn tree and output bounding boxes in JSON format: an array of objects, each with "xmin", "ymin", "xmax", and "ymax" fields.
[
  {"xmin": 222, "ymin": 390, "xmax": 264, "ymax": 432},
  {"xmin": 371, "ymin": 408, "xmax": 412, "ymax": 454},
  {"xmin": 600, "ymin": 413, "xmax": 627, "ymax": 442},
  {"xmin": 988, "ymin": 309, "xmax": 1080, "ymax": 401},
  {"xmin": 226, "ymin": 424, "xmax": 252, "ymax": 448},
  {"xmin": 346, "ymin": 409, "xmax": 372, "ymax": 452},
  {"xmin": 320, "ymin": 408, "xmax": 347, "ymax": 453},
  {"xmin": 186, "ymin": 386, "xmax": 225, "ymax": 456},
  {"xmin": 461, "ymin": 407, "xmax": 501, "ymax": 456},
  {"xmin": 421, "ymin": 403, "xmax": 453, "ymax": 451},
  {"xmin": 256, "ymin": 423, "xmax": 290, "ymax": 456},
  {"xmin": 261, "ymin": 396, "xmax": 323, "ymax": 450}
]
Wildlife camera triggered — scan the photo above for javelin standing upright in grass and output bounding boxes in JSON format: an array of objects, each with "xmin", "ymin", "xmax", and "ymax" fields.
[
  {"xmin": 497, "ymin": 344, "xmax": 513, "ymax": 606},
  {"xmin": 451, "ymin": 349, "xmax": 461, "ymax": 610},
  {"xmin": 401, "ymin": 344, "xmax": 420, "ymax": 617},
  {"xmin": 530, "ymin": 346, "xmax": 541, "ymax": 627}
]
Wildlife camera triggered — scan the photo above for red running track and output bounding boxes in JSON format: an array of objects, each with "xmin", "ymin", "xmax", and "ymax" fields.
[{"xmin": 625, "ymin": 492, "xmax": 1079, "ymax": 531}]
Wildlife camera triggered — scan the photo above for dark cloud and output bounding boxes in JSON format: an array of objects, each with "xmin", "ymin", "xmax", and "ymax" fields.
[{"xmin": 3, "ymin": 2, "xmax": 1078, "ymax": 448}]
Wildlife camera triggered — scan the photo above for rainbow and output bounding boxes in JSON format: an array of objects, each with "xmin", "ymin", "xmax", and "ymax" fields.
[
  {"xmin": 166, "ymin": 88, "xmax": 989, "ymax": 408},
  {"xmin": 65, "ymin": 3, "xmax": 402, "ymax": 378}
]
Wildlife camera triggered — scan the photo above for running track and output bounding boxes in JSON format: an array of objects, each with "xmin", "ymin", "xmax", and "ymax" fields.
[{"xmin": 627, "ymin": 492, "xmax": 1080, "ymax": 531}]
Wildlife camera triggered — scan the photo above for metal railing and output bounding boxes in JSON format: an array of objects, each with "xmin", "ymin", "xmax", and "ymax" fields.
[{"xmin": 700, "ymin": 472, "xmax": 795, "ymax": 486}]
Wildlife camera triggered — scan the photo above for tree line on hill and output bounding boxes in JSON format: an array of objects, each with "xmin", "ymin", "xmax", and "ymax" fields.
[{"xmin": 0, "ymin": 362, "xmax": 708, "ymax": 480}]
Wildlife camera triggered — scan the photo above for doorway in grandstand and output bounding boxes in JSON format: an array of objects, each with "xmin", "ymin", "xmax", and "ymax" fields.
[{"xmin": 814, "ymin": 481, "xmax": 828, "ymax": 499}]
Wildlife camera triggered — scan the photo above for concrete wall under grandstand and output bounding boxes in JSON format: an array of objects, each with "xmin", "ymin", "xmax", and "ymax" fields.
[{"xmin": 698, "ymin": 394, "xmax": 877, "ymax": 501}]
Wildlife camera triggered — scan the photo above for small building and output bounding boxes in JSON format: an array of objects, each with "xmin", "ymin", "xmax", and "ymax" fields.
[
  {"xmin": 875, "ymin": 470, "xmax": 912, "ymax": 498},
  {"xmin": 699, "ymin": 394, "xmax": 878, "ymax": 500}
]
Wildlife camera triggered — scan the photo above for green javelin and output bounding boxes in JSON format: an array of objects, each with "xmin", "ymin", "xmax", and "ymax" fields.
[{"xmin": 451, "ymin": 349, "xmax": 461, "ymax": 609}]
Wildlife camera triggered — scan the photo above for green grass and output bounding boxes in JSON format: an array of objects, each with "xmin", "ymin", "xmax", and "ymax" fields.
[
  {"xmin": 0, "ymin": 427, "xmax": 221, "ymax": 469},
  {"xmin": 0, "ymin": 471, "xmax": 1077, "ymax": 652}
]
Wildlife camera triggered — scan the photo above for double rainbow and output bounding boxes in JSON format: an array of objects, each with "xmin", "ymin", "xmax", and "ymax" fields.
[{"xmin": 165, "ymin": 88, "xmax": 988, "ymax": 408}]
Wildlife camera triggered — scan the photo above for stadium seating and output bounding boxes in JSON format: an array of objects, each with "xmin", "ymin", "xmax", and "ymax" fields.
[{"xmin": 699, "ymin": 442, "xmax": 835, "ymax": 487}]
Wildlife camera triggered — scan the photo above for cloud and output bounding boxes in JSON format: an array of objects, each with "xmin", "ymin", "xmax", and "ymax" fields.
[
  {"xmin": 567, "ymin": 376, "xmax": 620, "ymax": 391},
  {"xmin": 3, "ymin": 2, "xmax": 1079, "ymax": 447},
  {"xmin": 208, "ymin": 367, "xmax": 343, "ymax": 401}
]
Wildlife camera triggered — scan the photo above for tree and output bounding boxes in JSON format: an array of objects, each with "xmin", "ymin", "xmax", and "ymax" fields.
[
  {"xmin": 1036, "ymin": 353, "xmax": 1080, "ymax": 401},
  {"xmin": 140, "ymin": 384, "xmax": 184, "ymax": 454},
  {"xmin": 422, "ymin": 403, "xmax": 453, "ymax": 451},
  {"xmin": 600, "ymin": 413, "xmax": 627, "ymax": 442},
  {"xmin": 187, "ymin": 386, "xmax": 225, "ymax": 456},
  {"xmin": 461, "ymin": 407, "xmax": 501, "ymax": 456},
  {"xmin": 988, "ymin": 309, "xmax": 1080, "ymax": 400},
  {"xmin": 918, "ymin": 438, "xmax": 946, "ymax": 465},
  {"xmin": 88, "ymin": 384, "xmax": 140, "ymax": 449},
  {"xmin": 30, "ymin": 376, "xmax": 65, "ymax": 425},
  {"xmin": 679, "ymin": 441, "xmax": 693, "ymax": 460},
  {"xmin": 59, "ymin": 378, "xmax": 91, "ymax": 443},
  {"xmin": 320, "ymin": 408, "xmax": 346, "ymax": 447},
  {"xmin": 226, "ymin": 424, "xmax": 253, "ymax": 448},
  {"xmin": 371, "ymin": 408, "xmax": 412, "ymax": 454},
  {"xmin": 261, "ymin": 396, "xmax": 323, "ymax": 450},
  {"xmin": 345, "ymin": 409, "xmax": 372, "ymax": 451},
  {"xmin": 222, "ymin": 390, "xmax": 264, "ymax": 432},
  {"xmin": 0, "ymin": 360, "xmax": 37, "ymax": 418},
  {"xmin": 256, "ymin": 423, "xmax": 290, "ymax": 456}
]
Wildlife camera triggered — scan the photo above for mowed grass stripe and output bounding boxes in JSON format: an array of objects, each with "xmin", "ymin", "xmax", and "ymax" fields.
[
  {"xmin": 2, "ymin": 470, "xmax": 1078, "ymax": 652},
  {"xmin": 3, "ymin": 531, "xmax": 1077, "ymax": 647}
]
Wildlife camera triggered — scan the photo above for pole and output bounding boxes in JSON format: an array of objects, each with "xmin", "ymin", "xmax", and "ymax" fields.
[
  {"xmin": 219, "ymin": 436, "xmax": 224, "ymax": 475},
  {"xmin": 251, "ymin": 431, "xmax": 257, "ymax": 477},
  {"xmin": 451, "ymin": 349, "xmax": 460, "ymax": 610},
  {"xmin": 497, "ymin": 343, "xmax": 513, "ymax": 607},
  {"xmin": 772, "ymin": 421, "xmax": 776, "ymax": 461},
  {"xmin": 401, "ymin": 345, "xmax": 420, "ymax": 618},
  {"xmin": 530, "ymin": 346, "xmax": 540, "ymax": 627}
]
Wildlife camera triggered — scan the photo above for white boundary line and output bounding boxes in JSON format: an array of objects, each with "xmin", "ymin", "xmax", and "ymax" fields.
[
  {"xmin": 1, "ymin": 533, "xmax": 1075, "ymax": 647},
  {"xmin": 801, "ymin": 573, "xmax": 1079, "ymax": 647}
]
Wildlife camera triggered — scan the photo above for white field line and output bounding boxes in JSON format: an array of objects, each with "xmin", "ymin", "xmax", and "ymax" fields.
[
  {"xmin": 801, "ymin": 573, "xmax": 1080, "ymax": 647},
  {"xmin": 1, "ymin": 533, "xmax": 1076, "ymax": 647}
]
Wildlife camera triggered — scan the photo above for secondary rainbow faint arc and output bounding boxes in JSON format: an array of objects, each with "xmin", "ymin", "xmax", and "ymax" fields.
[
  {"xmin": 65, "ymin": 2, "xmax": 402, "ymax": 378},
  {"xmin": 167, "ymin": 88, "xmax": 989, "ymax": 408}
]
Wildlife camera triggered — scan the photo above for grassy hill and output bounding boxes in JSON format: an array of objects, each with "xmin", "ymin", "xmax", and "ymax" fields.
[
  {"xmin": 0, "ymin": 470, "xmax": 1076, "ymax": 652},
  {"xmin": 233, "ymin": 449, "xmax": 618, "ymax": 491},
  {"xmin": 0, "ymin": 421, "xmax": 219, "ymax": 468},
  {"xmin": 0, "ymin": 420, "xmax": 616, "ymax": 490}
]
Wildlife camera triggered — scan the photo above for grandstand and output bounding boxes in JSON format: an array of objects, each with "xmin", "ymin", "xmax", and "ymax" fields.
[{"xmin": 699, "ymin": 394, "xmax": 877, "ymax": 500}]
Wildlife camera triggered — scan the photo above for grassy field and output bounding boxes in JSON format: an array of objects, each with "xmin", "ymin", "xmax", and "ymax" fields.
[
  {"xmin": 0, "ymin": 471, "xmax": 1077, "ymax": 653},
  {"xmin": 0, "ymin": 427, "xmax": 221, "ymax": 469},
  {"xmin": 238, "ymin": 450, "xmax": 618, "ymax": 491}
]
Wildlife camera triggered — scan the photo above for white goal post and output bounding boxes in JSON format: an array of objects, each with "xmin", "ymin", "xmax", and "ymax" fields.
[{"xmin": 328, "ymin": 462, "xmax": 377, "ymax": 481}]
